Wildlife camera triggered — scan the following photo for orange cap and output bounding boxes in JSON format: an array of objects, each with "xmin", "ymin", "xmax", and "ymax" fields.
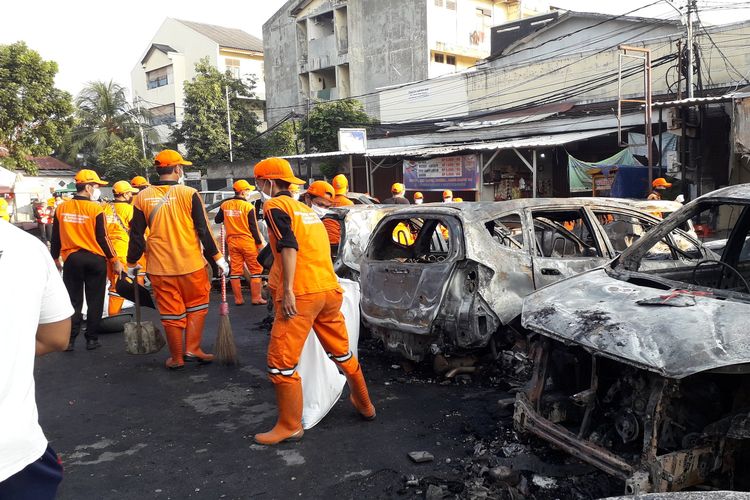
[
  {"xmin": 652, "ymin": 177, "xmax": 672, "ymax": 188},
  {"xmin": 332, "ymin": 174, "xmax": 349, "ymax": 195},
  {"xmin": 131, "ymin": 176, "xmax": 149, "ymax": 188},
  {"xmin": 112, "ymin": 180, "xmax": 139, "ymax": 195},
  {"xmin": 391, "ymin": 182, "xmax": 405, "ymax": 194},
  {"xmin": 414, "ymin": 192, "xmax": 423, "ymax": 199},
  {"xmin": 253, "ymin": 157, "xmax": 305, "ymax": 185},
  {"xmin": 233, "ymin": 179, "xmax": 255, "ymax": 193},
  {"xmin": 154, "ymin": 149, "xmax": 192, "ymax": 167},
  {"xmin": 442, "ymin": 189, "xmax": 453, "ymax": 199},
  {"xmin": 75, "ymin": 169, "xmax": 108, "ymax": 186},
  {"xmin": 306, "ymin": 180, "xmax": 335, "ymax": 200}
]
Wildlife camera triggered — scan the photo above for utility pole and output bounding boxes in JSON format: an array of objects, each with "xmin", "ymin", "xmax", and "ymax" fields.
[
  {"xmin": 686, "ymin": 0, "xmax": 696, "ymax": 98},
  {"xmin": 225, "ymin": 85, "xmax": 234, "ymax": 163},
  {"xmin": 305, "ymin": 97, "xmax": 311, "ymax": 183},
  {"xmin": 128, "ymin": 98, "xmax": 149, "ymax": 178}
]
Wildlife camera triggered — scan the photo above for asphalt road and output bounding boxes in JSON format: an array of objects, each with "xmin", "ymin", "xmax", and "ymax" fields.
[{"xmin": 35, "ymin": 291, "xmax": 501, "ymax": 499}]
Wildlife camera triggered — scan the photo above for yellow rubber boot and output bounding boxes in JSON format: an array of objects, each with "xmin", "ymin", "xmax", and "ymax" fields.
[
  {"xmin": 255, "ymin": 382, "xmax": 304, "ymax": 445},
  {"xmin": 184, "ymin": 312, "xmax": 214, "ymax": 363},
  {"xmin": 345, "ymin": 366, "xmax": 376, "ymax": 420},
  {"xmin": 164, "ymin": 326, "xmax": 185, "ymax": 370},
  {"xmin": 230, "ymin": 279, "xmax": 245, "ymax": 305},
  {"xmin": 250, "ymin": 278, "xmax": 267, "ymax": 305}
]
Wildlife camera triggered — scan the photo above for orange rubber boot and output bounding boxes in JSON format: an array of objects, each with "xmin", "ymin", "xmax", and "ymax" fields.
[
  {"xmin": 108, "ymin": 295, "xmax": 125, "ymax": 316},
  {"xmin": 230, "ymin": 279, "xmax": 245, "ymax": 305},
  {"xmin": 255, "ymin": 383, "xmax": 304, "ymax": 445},
  {"xmin": 345, "ymin": 367, "xmax": 376, "ymax": 420},
  {"xmin": 184, "ymin": 313, "xmax": 214, "ymax": 363},
  {"xmin": 164, "ymin": 326, "xmax": 185, "ymax": 370},
  {"xmin": 250, "ymin": 278, "xmax": 267, "ymax": 305}
]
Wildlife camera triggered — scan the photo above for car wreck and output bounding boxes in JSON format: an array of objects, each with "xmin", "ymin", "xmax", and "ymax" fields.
[
  {"xmin": 518, "ymin": 185, "xmax": 750, "ymax": 493},
  {"xmin": 359, "ymin": 199, "xmax": 666, "ymax": 362}
]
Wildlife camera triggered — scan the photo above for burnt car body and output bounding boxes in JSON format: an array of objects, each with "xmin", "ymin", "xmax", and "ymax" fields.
[
  {"xmin": 359, "ymin": 199, "xmax": 667, "ymax": 361},
  {"xmin": 518, "ymin": 185, "xmax": 750, "ymax": 493}
]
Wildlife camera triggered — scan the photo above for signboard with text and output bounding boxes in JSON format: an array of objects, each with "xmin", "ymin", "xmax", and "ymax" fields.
[{"xmin": 402, "ymin": 155, "xmax": 479, "ymax": 191}]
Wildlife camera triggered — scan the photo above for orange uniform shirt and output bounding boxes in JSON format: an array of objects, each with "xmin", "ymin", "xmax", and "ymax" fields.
[
  {"xmin": 332, "ymin": 194, "xmax": 353, "ymax": 207},
  {"xmin": 323, "ymin": 219, "xmax": 341, "ymax": 245},
  {"xmin": 219, "ymin": 198, "xmax": 260, "ymax": 243},
  {"xmin": 132, "ymin": 184, "xmax": 214, "ymax": 276},
  {"xmin": 55, "ymin": 199, "xmax": 115, "ymax": 261},
  {"xmin": 104, "ymin": 201, "xmax": 134, "ymax": 244},
  {"xmin": 264, "ymin": 194, "xmax": 339, "ymax": 299}
]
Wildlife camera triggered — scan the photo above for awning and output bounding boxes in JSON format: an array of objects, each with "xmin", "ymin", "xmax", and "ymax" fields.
[
  {"xmin": 280, "ymin": 151, "xmax": 354, "ymax": 160},
  {"xmin": 365, "ymin": 128, "xmax": 620, "ymax": 158}
]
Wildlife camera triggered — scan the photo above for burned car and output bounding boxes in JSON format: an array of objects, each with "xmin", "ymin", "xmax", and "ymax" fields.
[
  {"xmin": 518, "ymin": 185, "xmax": 750, "ymax": 493},
  {"xmin": 360, "ymin": 199, "xmax": 667, "ymax": 361}
]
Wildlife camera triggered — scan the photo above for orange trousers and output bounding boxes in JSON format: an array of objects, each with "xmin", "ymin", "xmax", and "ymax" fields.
[
  {"xmin": 267, "ymin": 288, "xmax": 359, "ymax": 385},
  {"xmin": 107, "ymin": 240, "xmax": 128, "ymax": 315},
  {"xmin": 228, "ymin": 236, "xmax": 263, "ymax": 279},
  {"xmin": 150, "ymin": 268, "xmax": 211, "ymax": 329}
]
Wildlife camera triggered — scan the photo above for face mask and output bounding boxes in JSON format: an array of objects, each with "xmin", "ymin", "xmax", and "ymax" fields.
[
  {"xmin": 444, "ymin": 198, "xmax": 452, "ymax": 203},
  {"xmin": 311, "ymin": 203, "xmax": 328, "ymax": 218},
  {"xmin": 257, "ymin": 180, "xmax": 272, "ymax": 200},
  {"xmin": 292, "ymin": 193, "xmax": 301, "ymax": 201},
  {"xmin": 91, "ymin": 187, "xmax": 102, "ymax": 201},
  {"xmin": 415, "ymin": 199, "xmax": 423, "ymax": 205}
]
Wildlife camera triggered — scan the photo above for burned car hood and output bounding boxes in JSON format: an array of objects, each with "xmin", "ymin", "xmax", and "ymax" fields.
[{"xmin": 522, "ymin": 268, "xmax": 750, "ymax": 379}]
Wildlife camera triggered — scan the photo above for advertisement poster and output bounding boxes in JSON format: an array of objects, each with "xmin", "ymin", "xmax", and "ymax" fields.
[{"xmin": 402, "ymin": 154, "xmax": 479, "ymax": 191}]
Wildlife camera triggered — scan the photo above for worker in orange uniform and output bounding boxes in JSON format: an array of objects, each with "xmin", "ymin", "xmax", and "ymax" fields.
[
  {"xmin": 413, "ymin": 192, "xmax": 424, "ymax": 205},
  {"xmin": 648, "ymin": 177, "xmax": 672, "ymax": 201},
  {"xmin": 51, "ymin": 170, "xmax": 122, "ymax": 351},
  {"xmin": 443, "ymin": 190, "xmax": 453, "ymax": 203},
  {"xmin": 127, "ymin": 150, "xmax": 228, "ymax": 370},
  {"xmin": 131, "ymin": 176, "xmax": 150, "ymax": 192},
  {"xmin": 304, "ymin": 180, "xmax": 340, "ymax": 248},
  {"xmin": 215, "ymin": 180, "xmax": 266, "ymax": 306},
  {"xmin": 0, "ymin": 198, "xmax": 9, "ymax": 222},
  {"xmin": 331, "ymin": 174, "xmax": 354, "ymax": 207},
  {"xmin": 382, "ymin": 183, "xmax": 410, "ymax": 205},
  {"xmin": 103, "ymin": 181, "xmax": 139, "ymax": 315},
  {"xmin": 253, "ymin": 158, "xmax": 375, "ymax": 445},
  {"xmin": 130, "ymin": 175, "xmax": 151, "ymax": 282}
]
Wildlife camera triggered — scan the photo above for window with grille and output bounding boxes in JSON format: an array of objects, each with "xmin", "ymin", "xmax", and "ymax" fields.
[
  {"xmin": 446, "ymin": 0, "xmax": 456, "ymax": 10},
  {"xmin": 225, "ymin": 58, "xmax": 241, "ymax": 79},
  {"xmin": 434, "ymin": 52, "xmax": 445, "ymax": 63},
  {"xmin": 150, "ymin": 104, "xmax": 176, "ymax": 126},
  {"xmin": 446, "ymin": 55, "xmax": 456, "ymax": 65},
  {"xmin": 146, "ymin": 66, "xmax": 172, "ymax": 89}
]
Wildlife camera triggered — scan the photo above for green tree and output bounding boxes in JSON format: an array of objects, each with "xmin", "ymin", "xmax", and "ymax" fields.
[
  {"xmin": 0, "ymin": 42, "xmax": 73, "ymax": 173},
  {"xmin": 260, "ymin": 120, "xmax": 300, "ymax": 158},
  {"xmin": 97, "ymin": 138, "xmax": 152, "ymax": 182},
  {"xmin": 300, "ymin": 99, "xmax": 374, "ymax": 152},
  {"xmin": 69, "ymin": 80, "xmax": 151, "ymax": 165},
  {"xmin": 173, "ymin": 58, "xmax": 261, "ymax": 164}
]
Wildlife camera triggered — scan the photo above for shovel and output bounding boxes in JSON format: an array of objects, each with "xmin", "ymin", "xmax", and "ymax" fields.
[{"xmin": 123, "ymin": 269, "xmax": 165, "ymax": 355}]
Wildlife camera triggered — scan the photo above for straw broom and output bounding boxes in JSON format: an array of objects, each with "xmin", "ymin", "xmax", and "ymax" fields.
[{"xmin": 215, "ymin": 225, "xmax": 238, "ymax": 365}]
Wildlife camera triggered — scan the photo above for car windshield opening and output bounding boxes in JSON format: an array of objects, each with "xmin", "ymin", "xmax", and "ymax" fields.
[
  {"xmin": 369, "ymin": 217, "xmax": 453, "ymax": 263},
  {"xmin": 621, "ymin": 202, "xmax": 750, "ymax": 297}
]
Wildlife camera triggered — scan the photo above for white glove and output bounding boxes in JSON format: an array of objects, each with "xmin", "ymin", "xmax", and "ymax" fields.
[
  {"xmin": 216, "ymin": 257, "xmax": 229, "ymax": 277},
  {"xmin": 127, "ymin": 264, "xmax": 142, "ymax": 279}
]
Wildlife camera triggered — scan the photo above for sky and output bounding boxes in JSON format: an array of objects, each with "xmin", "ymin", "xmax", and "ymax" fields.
[{"xmin": 3, "ymin": 0, "xmax": 750, "ymax": 98}]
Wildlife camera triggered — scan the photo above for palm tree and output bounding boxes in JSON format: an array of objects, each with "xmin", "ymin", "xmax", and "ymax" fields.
[{"xmin": 69, "ymin": 80, "xmax": 154, "ymax": 165}]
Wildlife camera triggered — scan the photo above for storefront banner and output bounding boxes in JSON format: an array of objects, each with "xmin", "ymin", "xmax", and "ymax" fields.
[{"xmin": 403, "ymin": 154, "xmax": 478, "ymax": 191}]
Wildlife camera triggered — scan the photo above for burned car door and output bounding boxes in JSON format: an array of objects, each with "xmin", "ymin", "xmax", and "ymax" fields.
[
  {"xmin": 526, "ymin": 207, "xmax": 610, "ymax": 288},
  {"xmin": 361, "ymin": 213, "xmax": 463, "ymax": 337}
]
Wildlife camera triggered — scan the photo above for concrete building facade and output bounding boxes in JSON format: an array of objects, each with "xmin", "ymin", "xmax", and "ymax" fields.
[
  {"xmin": 263, "ymin": 0, "xmax": 548, "ymax": 125},
  {"xmin": 131, "ymin": 18, "xmax": 265, "ymax": 142}
]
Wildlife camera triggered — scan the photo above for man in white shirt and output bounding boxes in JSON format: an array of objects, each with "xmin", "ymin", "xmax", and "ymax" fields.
[{"xmin": 0, "ymin": 219, "xmax": 73, "ymax": 499}]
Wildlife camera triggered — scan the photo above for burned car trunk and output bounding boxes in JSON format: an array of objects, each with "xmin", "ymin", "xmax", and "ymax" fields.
[
  {"xmin": 518, "ymin": 185, "xmax": 750, "ymax": 493},
  {"xmin": 361, "ymin": 200, "xmax": 664, "ymax": 362}
]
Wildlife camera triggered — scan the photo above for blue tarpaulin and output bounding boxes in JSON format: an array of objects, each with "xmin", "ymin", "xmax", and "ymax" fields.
[
  {"xmin": 568, "ymin": 149, "xmax": 642, "ymax": 192},
  {"xmin": 592, "ymin": 165, "xmax": 667, "ymax": 198}
]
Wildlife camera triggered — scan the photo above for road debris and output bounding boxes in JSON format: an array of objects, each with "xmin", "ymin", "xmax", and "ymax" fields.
[{"xmin": 408, "ymin": 451, "xmax": 435, "ymax": 463}]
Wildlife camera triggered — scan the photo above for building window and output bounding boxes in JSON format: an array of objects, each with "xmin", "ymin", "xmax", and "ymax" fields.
[
  {"xmin": 434, "ymin": 0, "xmax": 444, "ymax": 6},
  {"xmin": 446, "ymin": 55, "xmax": 456, "ymax": 65},
  {"xmin": 150, "ymin": 104, "xmax": 176, "ymax": 126},
  {"xmin": 147, "ymin": 66, "xmax": 172, "ymax": 89},
  {"xmin": 434, "ymin": 53, "xmax": 445, "ymax": 63},
  {"xmin": 225, "ymin": 58, "xmax": 241, "ymax": 79},
  {"xmin": 446, "ymin": 0, "xmax": 456, "ymax": 10}
]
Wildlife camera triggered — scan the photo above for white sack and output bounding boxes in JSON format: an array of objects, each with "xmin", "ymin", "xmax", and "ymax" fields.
[{"xmin": 299, "ymin": 278, "xmax": 361, "ymax": 429}]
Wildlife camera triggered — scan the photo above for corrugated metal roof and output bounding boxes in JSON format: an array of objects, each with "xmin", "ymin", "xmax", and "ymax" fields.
[
  {"xmin": 364, "ymin": 129, "xmax": 620, "ymax": 158},
  {"xmin": 176, "ymin": 19, "xmax": 263, "ymax": 52},
  {"xmin": 280, "ymin": 151, "xmax": 353, "ymax": 160},
  {"xmin": 652, "ymin": 95, "xmax": 734, "ymax": 108}
]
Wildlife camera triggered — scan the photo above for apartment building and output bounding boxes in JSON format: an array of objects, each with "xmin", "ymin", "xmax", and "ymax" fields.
[{"xmin": 263, "ymin": 0, "xmax": 547, "ymax": 124}]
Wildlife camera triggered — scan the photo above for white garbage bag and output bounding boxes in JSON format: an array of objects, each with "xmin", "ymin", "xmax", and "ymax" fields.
[{"xmin": 298, "ymin": 278, "xmax": 361, "ymax": 429}]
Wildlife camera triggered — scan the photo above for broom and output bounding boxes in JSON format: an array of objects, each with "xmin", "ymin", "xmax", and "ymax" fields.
[{"xmin": 215, "ymin": 225, "xmax": 239, "ymax": 365}]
